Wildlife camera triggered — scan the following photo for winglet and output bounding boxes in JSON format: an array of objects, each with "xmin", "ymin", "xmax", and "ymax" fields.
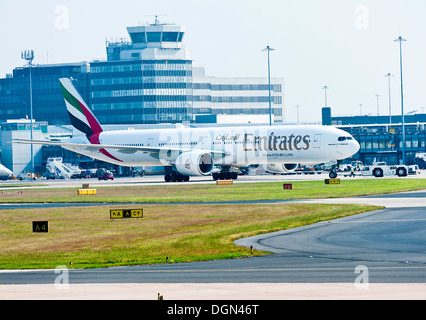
[{"xmin": 59, "ymin": 78, "xmax": 103, "ymax": 136}]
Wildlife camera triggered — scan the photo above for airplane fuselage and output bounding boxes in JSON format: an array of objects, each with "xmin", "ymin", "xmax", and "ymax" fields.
[
  {"xmin": 64, "ymin": 125, "xmax": 360, "ymax": 169},
  {"xmin": 14, "ymin": 78, "xmax": 360, "ymax": 181}
]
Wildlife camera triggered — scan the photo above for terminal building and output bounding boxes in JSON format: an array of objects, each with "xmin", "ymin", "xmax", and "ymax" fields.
[
  {"xmin": 323, "ymin": 107, "xmax": 426, "ymax": 166},
  {"xmin": 0, "ymin": 20, "xmax": 284, "ymax": 127},
  {"xmin": 0, "ymin": 19, "xmax": 284, "ymax": 175}
]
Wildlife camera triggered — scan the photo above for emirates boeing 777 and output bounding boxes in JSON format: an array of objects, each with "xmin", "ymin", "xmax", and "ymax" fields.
[{"xmin": 15, "ymin": 78, "xmax": 360, "ymax": 182}]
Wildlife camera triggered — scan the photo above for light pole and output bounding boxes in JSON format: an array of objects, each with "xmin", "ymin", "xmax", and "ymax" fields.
[
  {"xmin": 322, "ymin": 85, "xmax": 329, "ymax": 107},
  {"xmin": 263, "ymin": 45, "xmax": 275, "ymax": 126},
  {"xmin": 375, "ymin": 94, "xmax": 380, "ymax": 116},
  {"xmin": 395, "ymin": 36, "xmax": 407, "ymax": 165},
  {"xmin": 295, "ymin": 105, "xmax": 300, "ymax": 124},
  {"xmin": 21, "ymin": 50, "xmax": 35, "ymax": 174},
  {"xmin": 385, "ymin": 73, "xmax": 394, "ymax": 126}
]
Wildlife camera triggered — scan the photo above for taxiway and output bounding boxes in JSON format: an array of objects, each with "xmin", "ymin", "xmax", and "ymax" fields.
[{"xmin": 0, "ymin": 174, "xmax": 425, "ymax": 299}]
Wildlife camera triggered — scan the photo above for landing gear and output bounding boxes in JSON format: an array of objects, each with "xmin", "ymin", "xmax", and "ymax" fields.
[
  {"xmin": 212, "ymin": 168, "xmax": 238, "ymax": 181},
  {"xmin": 164, "ymin": 173, "xmax": 190, "ymax": 182},
  {"xmin": 329, "ymin": 170, "xmax": 338, "ymax": 179}
]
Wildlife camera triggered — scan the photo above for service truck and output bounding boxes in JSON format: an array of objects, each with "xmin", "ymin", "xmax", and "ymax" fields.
[{"xmin": 361, "ymin": 162, "xmax": 408, "ymax": 178}]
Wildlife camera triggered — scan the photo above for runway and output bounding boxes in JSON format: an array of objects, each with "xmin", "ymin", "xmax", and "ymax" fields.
[{"xmin": 0, "ymin": 176, "xmax": 425, "ymax": 299}]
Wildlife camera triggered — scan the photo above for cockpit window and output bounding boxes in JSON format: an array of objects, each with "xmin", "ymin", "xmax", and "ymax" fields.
[{"xmin": 338, "ymin": 136, "xmax": 353, "ymax": 141}]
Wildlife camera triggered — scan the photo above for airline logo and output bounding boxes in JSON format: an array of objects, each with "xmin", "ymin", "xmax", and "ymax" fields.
[
  {"xmin": 60, "ymin": 78, "xmax": 123, "ymax": 163},
  {"xmin": 59, "ymin": 79, "xmax": 103, "ymax": 136},
  {"xmin": 243, "ymin": 132, "xmax": 310, "ymax": 152}
]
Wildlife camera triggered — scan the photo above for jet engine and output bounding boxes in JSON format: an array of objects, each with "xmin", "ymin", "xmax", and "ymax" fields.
[
  {"xmin": 175, "ymin": 150, "xmax": 214, "ymax": 176},
  {"xmin": 266, "ymin": 163, "xmax": 298, "ymax": 174}
]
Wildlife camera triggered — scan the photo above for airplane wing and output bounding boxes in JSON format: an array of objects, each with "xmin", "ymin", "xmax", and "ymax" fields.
[{"xmin": 13, "ymin": 139, "xmax": 230, "ymax": 158}]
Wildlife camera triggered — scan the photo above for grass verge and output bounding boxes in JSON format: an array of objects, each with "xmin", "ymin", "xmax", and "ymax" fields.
[
  {"xmin": 0, "ymin": 178, "xmax": 425, "ymax": 204},
  {"xmin": 0, "ymin": 203, "xmax": 379, "ymax": 269}
]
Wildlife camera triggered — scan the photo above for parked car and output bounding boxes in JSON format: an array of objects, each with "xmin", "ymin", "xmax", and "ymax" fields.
[{"xmin": 98, "ymin": 170, "xmax": 114, "ymax": 180}]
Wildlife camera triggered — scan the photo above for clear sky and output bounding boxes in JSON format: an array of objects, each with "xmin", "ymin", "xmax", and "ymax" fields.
[{"xmin": 1, "ymin": 0, "xmax": 425, "ymax": 123}]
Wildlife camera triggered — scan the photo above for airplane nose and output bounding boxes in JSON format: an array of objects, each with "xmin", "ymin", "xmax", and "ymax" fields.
[{"xmin": 351, "ymin": 139, "xmax": 360, "ymax": 154}]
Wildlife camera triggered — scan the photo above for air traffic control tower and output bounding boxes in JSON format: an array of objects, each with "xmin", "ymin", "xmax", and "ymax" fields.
[
  {"xmin": 106, "ymin": 20, "xmax": 190, "ymax": 61},
  {"xmin": 91, "ymin": 19, "xmax": 193, "ymax": 124}
]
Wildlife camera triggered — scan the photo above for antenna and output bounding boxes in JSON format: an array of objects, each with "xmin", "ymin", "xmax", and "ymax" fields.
[
  {"xmin": 145, "ymin": 14, "xmax": 167, "ymax": 25},
  {"xmin": 21, "ymin": 50, "xmax": 34, "ymax": 65}
]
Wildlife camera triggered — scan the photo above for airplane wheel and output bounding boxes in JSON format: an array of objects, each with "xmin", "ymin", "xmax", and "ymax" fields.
[
  {"xmin": 212, "ymin": 172, "xmax": 219, "ymax": 181},
  {"xmin": 329, "ymin": 170, "xmax": 337, "ymax": 179},
  {"xmin": 164, "ymin": 174, "xmax": 171, "ymax": 182}
]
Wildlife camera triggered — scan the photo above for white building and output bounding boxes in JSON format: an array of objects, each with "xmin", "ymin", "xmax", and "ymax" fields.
[
  {"xmin": 0, "ymin": 119, "xmax": 48, "ymax": 175},
  {"xmin": 192, "ymin": 67, "xmax": 284, "ymax": 123}
]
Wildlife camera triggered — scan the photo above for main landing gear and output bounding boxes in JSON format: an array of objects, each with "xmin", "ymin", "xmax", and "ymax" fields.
[
  {"xmin": 164, "ymin": 173, "xmax": 190, "ymax": 182},
  {"xmin": 212, "ymin": 167, "xmax": 238, "ymax": 181}
]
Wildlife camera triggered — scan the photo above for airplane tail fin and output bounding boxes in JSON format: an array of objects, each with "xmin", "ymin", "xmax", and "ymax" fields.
[{"xmin": 59, "ymin": 78, "xmax": 103, "ymax": 136}]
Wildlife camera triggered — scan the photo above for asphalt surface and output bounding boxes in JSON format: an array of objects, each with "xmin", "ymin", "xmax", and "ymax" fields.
[
  {"xmin": 1, "ymin": 190, "xmax": 426, "ymax": 284},
  {"xmin": 0, "ymin": 175, "xmax": 425, "ymax": 299}
]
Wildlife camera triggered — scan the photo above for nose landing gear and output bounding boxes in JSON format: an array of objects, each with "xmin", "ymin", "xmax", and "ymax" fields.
[{"xmin": 328, "ymin": 170, "xmax": 338, "ymax": 179}]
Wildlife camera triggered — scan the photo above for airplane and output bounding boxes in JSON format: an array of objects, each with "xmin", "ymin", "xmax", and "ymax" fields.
[
  {"xmin": 0, "ymin": 164, "xmax": 13, "ymax": 180},
  {"xmin": 14, "ymin": 78, "xmax": 360, "ymax": 182}
]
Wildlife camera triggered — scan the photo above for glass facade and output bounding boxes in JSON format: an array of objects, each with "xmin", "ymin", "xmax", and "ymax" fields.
[
  {"xmin": 90, "ymin": 60, "xmax": 193, "ymax": 124},
  {"xmin": 0, "ymin": 22, "xmax": 284, "ymax": 127},
  {"xmin": 0, "ymin": 63, "xmax": 90, "ymax": 125},
  {"xmin": 340, "ymin": 123, "xmax": 426, "ymax": 165}
]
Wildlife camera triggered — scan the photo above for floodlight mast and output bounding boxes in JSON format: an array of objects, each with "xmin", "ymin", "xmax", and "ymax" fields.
[
  {"xmin": 322, "ymin": 85, "xmax": 329, "ymax": 107},
  {"xmin": 385, "ymin": 73, "xmax": 394, "ymax": 126},
  {"xmin": 21, "ymin": 50, "xmax": 35, "ymax": 175},
  {"xmin": 394, "ymin": 36, "xmax": 407, "ymax": 165},
  {"xmin": 263, "ymin": 45, "xmax": 275, "ymax": 126}
]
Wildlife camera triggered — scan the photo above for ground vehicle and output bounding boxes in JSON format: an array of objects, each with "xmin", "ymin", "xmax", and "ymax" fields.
[
  {"xmin": 71, "ymin": 170, "xmax": 91, "ymax": 179},
  {"xmin": 18, "ymin": 172, "xmax": 37, "ymax": 180},
  {"xmin": 131, "ymin": 169, "xmax": 144, "ymax": 177},
  {"xmin": 361, "ymin": 162, "xmax": 408, "ymax": 178},
  {"xmin": 408, "ymin": 165, "xmax": 421, "ymax": 175},
  {"xmin": 98, "ymin": 170, "xmax": 114, "ymax": 180},
  {"xmin": 43, "ymin": 171, "xmax": 59, "ymax": 180}
]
